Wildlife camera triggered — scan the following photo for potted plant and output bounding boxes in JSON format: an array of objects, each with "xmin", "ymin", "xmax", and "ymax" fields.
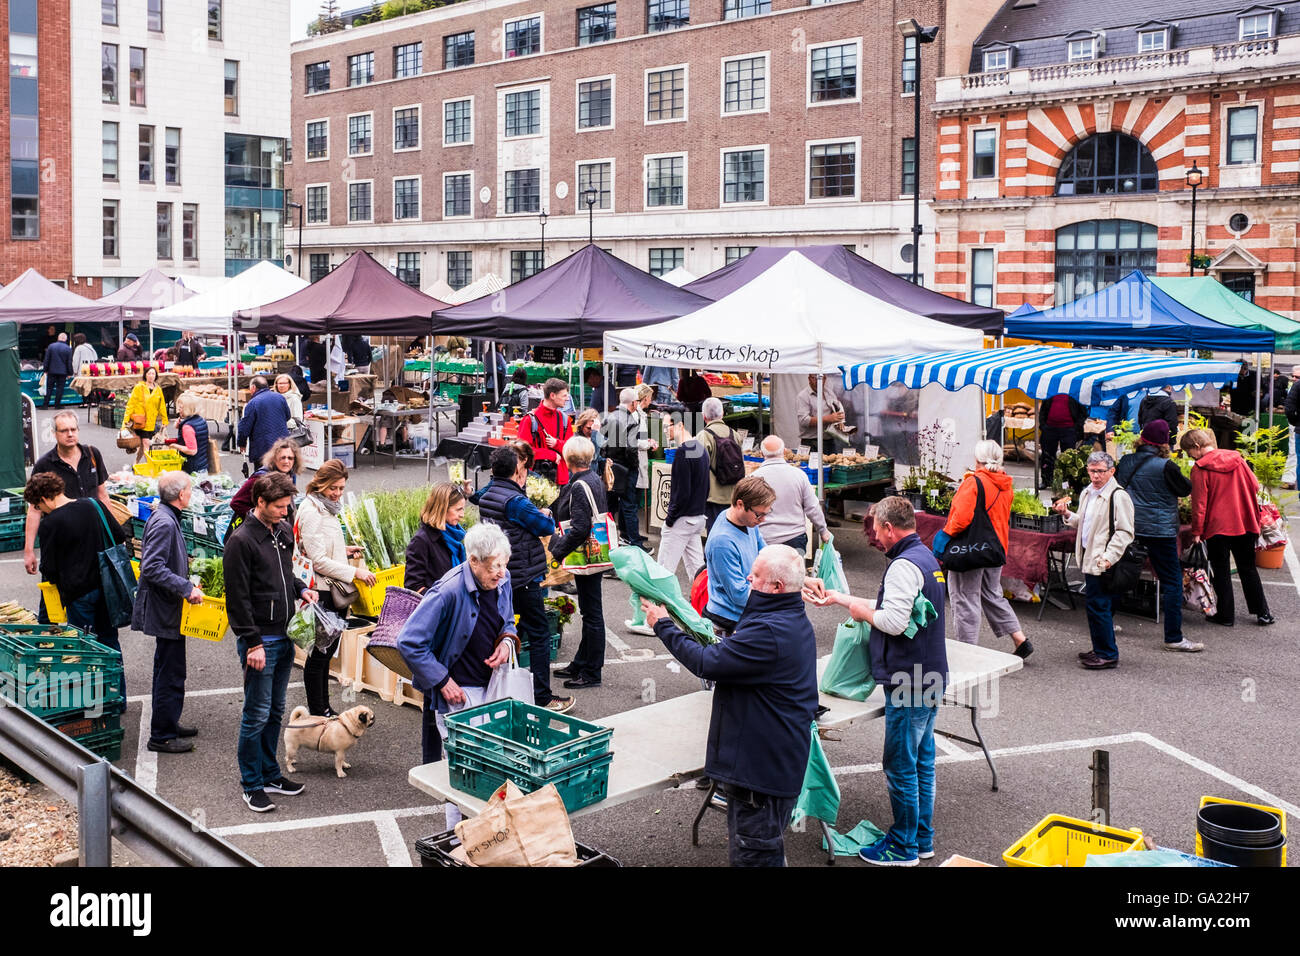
[{"xmin": 1050, "ymin": 445, "xmax": 1092, "ymax": 509}]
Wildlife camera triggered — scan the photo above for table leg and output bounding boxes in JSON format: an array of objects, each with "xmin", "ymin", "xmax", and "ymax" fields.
[
  {"xmin": 819, "ymin": 819, "xmax": 837, "ymax": 865},
  {"xmin": 936, "ymin": 702, "xmax": 999, "ymax": 792},
  {"xmin": 691, "ymin": 780, "xmax": 719, "ymax": 847}
]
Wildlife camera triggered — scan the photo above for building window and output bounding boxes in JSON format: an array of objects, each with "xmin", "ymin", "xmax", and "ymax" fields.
[
  {"xmin": 224, "ymin": 60, "xmax": 238, "ymax": 115},
  {"xmin": 505, "ymin": 89, "xmax": 542, "ymax": 137},
  {"xmin": 139, "ymin": 125, "xmax": 155, "ymax": 182},
  {"xmin": 725, "ymin": 245, "xmax": 755, "ymax": 265},
  {"xmin": 1055, "ymin": 132, "xmax": 1157, "ymax": 195},
  {"xmin": 348, "ymin": 181, "xmax": 372, "ymax": 222},
  {"xmin": 646, "ymin": 67, "xmax": 685, "ymax": 122},
  {"xmin": 394, "ymin": 42, "xmax": 422, "ymax": 78},
  {"xmin": 646, "ymin": 155, "xmax": 685, "ymax": 207},
  {"xmin": 444, "ymin": 31, "xmax": 474, "ymax": 68},
  {"xmin": 394, "ymin": 106, "xmax": 420, "ymax": 150},
  {"xmin": 647, "ymin": 0, "xmax": 688, "ymax": 31},
  {"xmin": 578, "ymin": 4, "xmax": 616, "ymax": 45},
  {"xmin": 724, "ymin": 0, "xmax": 768, "ymax": 19},
  {"xmin": 972, "ymin": 129, "xmax": 996, "ymax": 179},
  {"xmin": 902, "ymin": 35, "xmax": 917, "ymax": 93},
  {"xmin": 305, "ymin": 61, "xmax": 329, "ymax": 93},
  {"xmin": 722, "ymin": 148, "xmax": 765, "ymax": 203},
  {"xmin": 103, "ymin": 1, "xmax": 117, "ymax": 25},
  {"xmin": 1137, "ymin": 29, "xmax": 1167, "ymax": 53},
  {"xmin": 902, "ymin": 137, "xmax": 916, "ymax": 195},
  {"xmin": 306, "ymin": 120, "xmax": 327, "ymax": 159},
  {"xmin": 393, "ymin": 177, "xmax": 420, "ymax": 220},
  {"xmin": 649, "ymin": 248, "xmax": 684, "ymax": 275},
  {"xmin": 578, "ymin": 78, "xmax": 613, "ymax": 129},
  {"xmin": 1227, "ymin": 106, "xmax": 1258, "ymax": 165},
  {"xmin": 983, "ymin": 49, "xmax": 1009, "ymax": 72},
  {"xmin": 1221, "ymin": 271, "xmax": 1256, "ymax": 302},
  {"xmin": 444, "ymin": 99, "xmax": 472, "ymax": 144},
  {"xmin": 164, "ymin": 127, "xmax": 180, "ymax": 184},
  {"xmin": 306, "ymin": 185, "xmax": 328, "ymax": 223},
  {"xmin": 147, "ymin": 0, "xmax": 163, "ymax": 32},
  {"xmin": 157, "ymin": 202, "xmax": 172, "ymax": 259},
  {"xmin": 444, "ymin": 173, "xmax": 471, "ymax": 217},
  {"xmin": 103, "ymin": 122, "xmax": 119, "ymax": 180},
  {"xmin": 129, "ymin": 47, "xmax": 146, "ymax": 105},
  {"xmin": 810, "ymin": 42, "xmax": 857, "ymax": 103},
  {"xmin": 208, "ymin": 1, "xmax": 221, "ymax": 40},
  {"xmin": 310, "ymin": 253, "xmax": 330, "ymax": 282},
  {"xmin": 577, "ymin": 161, "xmax": 612, "ymax": 210},
  {"xmin": 505, "ymin": 17, "xmax": 541, "ymax": 58},
  {"xmin": 809, "ymin": 141, "xmax": 856, "ymax": 199},
  {"xmin": 1054, "ymin": 219, "xmax": 1157, "ymax": 302},
  {"xmin": 723, "ymin": 55, "xmax": 766, "ymax": 114},
  {"xmin": 1067, "ymin": 37, "xmax": 1096, "ymax": 61},
  {"xmin": 511, "ymin": 250, "xmax": 543, "ymax": 282},
  {"xmin": 103, "ymin": 200, "xmax": 119, "ymax": 257},
  {"xmin": 505, "ymin": 169, "xmax": 541, "ymax": 213},
  {"xmin": 348, "ymin": 114, "xmax": 372, "ymax": 155},
  {"xmin": 447, "ymin": 251, "xmax": 472, "ymax": 289},
  {"xmin": 348, "ymin": 52, "xmax": 374, "ymax": 87},
  {"xmin": 182, "ymin": 203, "xmax": 197, "ymax": 260},
  {"xmin": 1239, "ymin": 13, "xmax": 1273, "ymax": 41},
  {"xmin": 102, "ymin": 44, "xmax": 118, "ymax": 102},
  {"xmin": 971, "ymin": 250, "xmax": 993, "ymax": 308},
  {"xmin": 396, "ymin": 252, "xmax": 421, "ymax": 288}
]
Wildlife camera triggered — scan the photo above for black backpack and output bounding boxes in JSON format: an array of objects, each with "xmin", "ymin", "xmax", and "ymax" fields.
[{"xmin": 705, "ymin": 423, "xmax": 745, "ymax": 485}]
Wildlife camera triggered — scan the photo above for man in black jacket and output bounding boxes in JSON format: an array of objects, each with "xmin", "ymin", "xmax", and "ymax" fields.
[
  {"xmin": 223, "ymin": 472, "xmax": 319, "ymax": 813},
  {"xmin": 42, "ymin": 332, "xmax": 73, "ymax": 408},
  {"xmin": 1284, "ymin": 369, "xmax": 1300, "ymax": 489},
  {"xmin": 603, "ymin": 387, "xmax": 655, "ymax": 550},
  {"xmin": 1138, "ymin": 385, "xmax": 1180, "ymax": 437},
  {"xmin": 657, "ymin": 416, "xmax": 708, "ymax": 579}
]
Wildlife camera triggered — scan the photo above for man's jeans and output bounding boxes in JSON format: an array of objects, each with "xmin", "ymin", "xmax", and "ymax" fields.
[
  {"xmin": 514, "ymin": 581, "xmax": 555, "ymax": 703},
  {"xmin": 1083, "ymin": 573, "xmax": 1118, "ymax": 660},
  {"xmin": 882, "ymin": 694, "xmax": 938, "ymax": 856},
  {"xmin": 1139, "ymin": 535, "xmax": 1184, "ymax": 644},
  {"xmin": 237, "ymin": 637, "xmax": 294, "ymax": 792},
  {"xmin": 617, "ymin": 487, "xmax": 644, "ymax": 546},
  {"xmin": 724, "ymin": 786, "xmax": 796, "ymax": 867}
]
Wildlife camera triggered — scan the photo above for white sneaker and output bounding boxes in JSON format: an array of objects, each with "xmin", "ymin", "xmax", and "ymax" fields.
[{"xmin": 1164, "ymin": 639, "xmax": 1205, "ymax": 653}]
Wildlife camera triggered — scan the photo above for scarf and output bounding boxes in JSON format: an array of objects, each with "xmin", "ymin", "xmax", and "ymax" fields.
[
  {"xmin": 441, "ymin": 522, "xmax": 467, "ymax": 565},
  {"xmin": 312, "ymin": 493, "xmax": 342, "ymax": 517}
]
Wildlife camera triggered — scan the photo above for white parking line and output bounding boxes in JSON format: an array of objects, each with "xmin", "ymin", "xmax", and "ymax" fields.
[
  {"xmin": 1284, "ymin": 539, "xmax": 1300, "ymax": 600},
  {"xmin": 134, "ymin": 698, "xmax": 157, "ymax": 793},
  {"xmin": 126, "ymin": 681, "xmax": 305, "ymax": 704},
  {"xmin": 374, "ymin": 812, "xmax": 414, "ymax": 867},
  {"xmin": 211, "ymin": 804, "xmax": 443, "ymax": 837}
]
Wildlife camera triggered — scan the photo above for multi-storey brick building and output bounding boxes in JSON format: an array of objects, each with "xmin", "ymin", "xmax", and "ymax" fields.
[
  {"xmin": 931, "ymin": 0, "xmax": 1300, "ymax": 320},
  {"xmin": 288, "ymin": 0, "xmax": 949, "ymax": 291}
]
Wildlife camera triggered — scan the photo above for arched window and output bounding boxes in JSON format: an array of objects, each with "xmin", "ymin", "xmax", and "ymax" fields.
[
  {"xmin": 1055, "ymin": 220, "xmax": 1157, "ymax": 302},
  {"xmin": 1055, "ymin": 133, "xmax": 1158, "ymax": 196}
]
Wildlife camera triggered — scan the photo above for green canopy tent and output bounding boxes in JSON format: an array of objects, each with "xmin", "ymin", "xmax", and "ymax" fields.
[
  {"xmin": 1150, "ymin": 276, "xmax": 1300, "ymax": 352},
  {"xmin": 0, "ymin": 322, "xmax": 26, "ymax": 489}
]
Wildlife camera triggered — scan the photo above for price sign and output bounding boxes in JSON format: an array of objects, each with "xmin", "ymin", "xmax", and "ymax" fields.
[{"xmin": 194, "ymin": 515, "xmax": 209, "ymax": 535}]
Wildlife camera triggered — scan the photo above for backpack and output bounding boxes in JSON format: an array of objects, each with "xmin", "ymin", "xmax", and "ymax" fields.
[
  {"xmin": 526, "ymin": 408, "xmax": 569, "ymax": 451},
  {"xmin": 705, "ymin": 423, "xmax": 745, "ymax": 485},
  {"xmin": 690, "ymin": 566, "xmax": 709, "ymax": 616}
]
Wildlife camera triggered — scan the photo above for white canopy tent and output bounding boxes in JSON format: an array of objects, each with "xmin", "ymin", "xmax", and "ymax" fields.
[
  {"xmin": 658, "ymin": 266, "xmax": 698, "ymax": 288},
  {"xmin": 173, "ymin": 275, "xmax": 230, "ymax": 296},
  {"xmin": 443, "ymin": 272, "xmax": 506, "ymax": 305}
]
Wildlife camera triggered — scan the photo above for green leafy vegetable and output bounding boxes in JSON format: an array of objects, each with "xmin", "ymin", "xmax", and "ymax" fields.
[
  {"xmin": 190, "ymin": 556, "xmax": 225, "ymax": 598},
  {"xmin": 1010, "ymin": 489, "xmax": 1048, "ymax": 517}
]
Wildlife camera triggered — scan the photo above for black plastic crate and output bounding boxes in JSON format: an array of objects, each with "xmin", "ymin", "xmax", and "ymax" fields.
[
  {"xmin": 413, "ymin": 828, "xmax": 621, "ymax": 867},
  {"xmin": 1010, "ymin": 512, "xmax": 1064, "ymax": 534}
]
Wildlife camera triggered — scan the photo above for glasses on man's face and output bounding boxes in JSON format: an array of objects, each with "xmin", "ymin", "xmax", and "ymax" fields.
[
  {"xmin": 1087, "ymin": 468, "xmax": 1112, "ymax": 475},
  {"xmin": 750, "ymin": 507, "xmax": 771, "ymax": 520}
]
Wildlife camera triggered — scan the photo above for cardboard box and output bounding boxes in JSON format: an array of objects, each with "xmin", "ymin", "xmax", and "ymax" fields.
[{"xmin": 939, "ymin": 854, "xmax": 996, "ymax": 867}]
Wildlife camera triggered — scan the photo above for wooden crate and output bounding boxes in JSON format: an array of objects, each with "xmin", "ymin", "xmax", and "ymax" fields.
[
  {"xmin": 292, "ymin": 621, "xmax": 376, "ymax": 690},
  {"xmin": 392, "ymin": 676, "xmax": 424, "ymax": 710}
]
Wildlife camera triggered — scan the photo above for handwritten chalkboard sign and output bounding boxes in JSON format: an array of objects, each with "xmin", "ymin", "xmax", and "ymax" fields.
[{"xmin": 532, "ymin": 346, "xmax": 564, "ymax": 365}]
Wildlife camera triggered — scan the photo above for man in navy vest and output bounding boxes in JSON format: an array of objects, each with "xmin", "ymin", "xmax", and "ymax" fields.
[{"xmin": 816, "ymin": 496, "xmax": 948, "ymax": 866}]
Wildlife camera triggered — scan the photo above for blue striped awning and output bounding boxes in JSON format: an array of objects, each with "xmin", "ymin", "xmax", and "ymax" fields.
[{"xmin": 841, "ymin": 346, "xmax": 1242, "ymax": 406}]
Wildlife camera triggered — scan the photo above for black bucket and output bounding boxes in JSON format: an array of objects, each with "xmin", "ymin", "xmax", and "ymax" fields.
[{"xmin": 1197, "ymin": 802, "xmax": 1285, "ymax": 867}]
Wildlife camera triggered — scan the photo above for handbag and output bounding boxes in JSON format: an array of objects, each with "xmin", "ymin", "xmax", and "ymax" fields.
[
  {"xmin": 116, "ymin": 428, "xmax": 141, "ymax": 451},
  {"xmin": 1181, "ymin": 540, "xmax": 1209, "ymax": 571},
  {"xmin": 131, "ymin": 412, "xmax": 146, "ymax": 428},
  {"xmin": 484, "ymin": 640, "xmax": 535, "ymax": 705},
  {"xmin": 939, "ymin": 475, "xmax": 1007, "ymax": 572},
  {"xmin": 91, "ymin": 500, "xmax": 137, "ymax": 629},
  {"xmin": 286, "ymin": 418, "xmax": 314, "ymax": 448},
  {"xmin": 1100, "ymin": 492, "xmax": 1146, "ymax": 594},
  {"xmin": 557, "ymin": 479, "xmax": 619, "ymax": 575},
  {"xmin": 328, "ymin": 576, "xmax": 360, "ymax": 612}
]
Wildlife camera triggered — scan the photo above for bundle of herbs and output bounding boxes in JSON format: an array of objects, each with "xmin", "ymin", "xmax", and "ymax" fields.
[{"xmin": 190, "ymin": 556, "xmax": 225, "ymax": 598}]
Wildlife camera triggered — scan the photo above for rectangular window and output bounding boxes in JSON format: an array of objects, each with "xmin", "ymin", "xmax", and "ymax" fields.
[
  {"xmin": 444, "ymin": 99, "xmax": 472, "ymax": 144},
  {"xmin": 647, "ymin": 0, "xmax": 688, "ymax": 31},
  {"xmin": 646, "ymin": 154, "xmax": 685, "ymax": 207},
  {"xmin": 102, "ymin": 122, "xmax": 118, "ymax": 180},
  {"xmin": 310, "ymin": 253, "xmax": 330, "ymax": 283},
  {"xmin": 972, "ymin": 129, "xmax": 996, "ymax": 179},
  {"xmin": 139, "ymin": 124, "xmax": 154, "ymax": 182},
  {"xmin": 723, "ymin": 55, "xmax": 766, "ymax": 113},
  {"xmin": 577, "ymin": 161, "xmax": 612, "ymax": 210},
  {"xmin": 724, "ymin": 0, "xmax": 768, "ymax": 19},
  {"xmin": 971, "ymin": 250, "xmax": 994, "ymax": 308},
  {"xmin": 393, "ymin": 42, "xmax": 422, "ymax": 78},
  {"xmin": 1137, "ymin": 30, "xmax": 1166, "ymax": 53},
  {"xmin": 504, "ymin": 168, "xmax": 541, "ymax": 213},
  {"xmin": 511, "ymin": 250, "xmax": 543, "ymax": 282},
  {"xmin": 578, "ymin": 78, "xmax": 613, "ymax": 129},
  {"xmin": 902, "ymin": 34, "xmax": 917, "ymax": 93},
  {"xmin": 148, "ymin": 0, "xmax": 163, "ymax": 32},
  {"xmin": 102, "ymin": 44, "xmax": 118, "ymax": 102},
  {"xmin": 165, "ymin": 127, "xmax": 180, "ymax": 184},
  {"xmin": 723, "ymin": 148, "xmax": 765, "ymax": 203},
  {"xmin": 182, "ymin": 203, "xmax": 198, "ymax": 260},
  {"xmin": 393, "ymin": 177, "xmax": 421, "ymax": 220},
  {"xmin": 725, "ymin": 245, "xmax": 755, "ymax": 265},
  {"xmin": 902, "ymin": 136, "xmax": 916, "ymax": 195},
  {"xmin": 306, "ymin": 185, "xmax": 328, "ymax": 223},
  {"xmin": 224, "ymin": 60, "xmax": 238, "ymax": 115},
  {"xmin": 208, "ymin": 0, "xmax": 221, "ymax": 40},
  {"xmin": 578, "ymin": 4, "xmax": 616, "ymax": 46},
  {"xmin": 157, "ymin": 202, "xmax": 172, "ymax": 259},
  {"xmin": 1067, "ymin": 38, "xmax": 1095, "ymax": 61},
  {"xmin": 809, "ymin": 141, "xmax": 856, "ymax": 199},
  {"xmin": 505, "ymin": 89, "xmax": 542, "ymax": 137},
  {"xmin": 505, "ymin": 16, "xmax": 541, "ymax": 58},
  {"xmin": 103, "ymin": 1, "xmax": 117, "ymax": 25},
  {"xmin": 647, "ymin": 67, "xmax": 685, "ymax": 122},
  {"xmin": 1240, "ymin": 14, "xmax": 1273, "ymax": 40},
  {"xmin": 129, "ymin": 47, "xmax": 146, "ymax": 105},
  {"xmin": 447, "ymin": 251, "xmax": 472, "ymax": 289},
  {"xmin": 444, "ymin": 173, "xmax": 471, "ymax": 217},
  {"xmin": 306, "ymin": 120, "xmax": 328, "ymax": 159},
  {"xmin": 305, "ymin": 61, "xmax": 330, "ymax": 93},
  {"xmin": 348, "ymin": 52, "xmax": 374, "ymax": 86},
  {"xmin": 348, "ymin": 114, "xmax": 372, "ymax": 155},
  {"xmin": 397, "ymin": 252, "xmax": 421, "ymax": 288},
  {"xmin": 444, "ymin": 31, "xmax": 474, "ymax": 68},
  {"xmin": 648, "ymin": 248, "xmax": 684, "ymax": 275},
  {"xmin": 394, "ymin": 106, "xmax": 420, "ymax": 150},
  {"xmin": 983, "ymin": 49, "xmax": 1009, "ymax": 72},
  {"xmin": 348, "ymin": 181, "xmax": 372, "ymax": 222},
  {"xmin": 810, "ymin": 42, "xmax": 857, "ymax": 102},
  {"xmin": 103, "ymin": 200, "xmax": 119, "ymax": 257},
  {"xmin": 1227, "ymin": 106, "xmax": 1258, "ymax": 164}
]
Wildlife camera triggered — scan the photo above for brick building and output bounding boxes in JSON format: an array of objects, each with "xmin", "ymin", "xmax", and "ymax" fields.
[
  {"xmin": 288, "ymin": 0, "xmax": 950, "ymax": 291},
  {"xmin": 931, "ymin": 0, "xmax": 1300, "ymax": 321}
]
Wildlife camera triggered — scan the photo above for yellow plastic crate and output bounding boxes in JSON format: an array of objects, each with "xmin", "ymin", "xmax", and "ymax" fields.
[
  {"xmin": 1003, "ymin": 814, "xmax": 1144, "ymax": 867},
  {"xmin": 351, "ymin": 564, "xmax": 405, "ymax": 617},
  {"xmin": 132, "ymin": 559, "xmax": 140, "ymax": 580},
  {"xmin": 1195, "ymin": 796, "xmax": 1287, "ymax": 868},
  {"xmin": 180, "ymin": 595, "xmax": 228, "ymax": 642},
  {"xmin": 132, "ymin": 448, "xmax": 184, "ymax": 477},
  {"xmin": 40, "ymin": 582, "xmax": 66, "ymax": 623}
]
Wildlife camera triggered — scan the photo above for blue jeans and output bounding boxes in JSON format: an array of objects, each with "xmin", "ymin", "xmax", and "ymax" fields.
[
  {"xmin": 1139, "ymin": 535, "xmax": 1183, "ymax": 643},
  {"xmin": 617, "ymin": 488, "xmax": 644, "ymax": 545},
  {"xmin": 882, "ymin": 693, "xmax": 938, "ymax": 856},
  {"xmin": 1083, "ymin": 574, "xmax": 1118, "ymax": 660},
  {"xmin": 66, "ymin": 588, "xmax": 124, "ymax": 698},
  {"xmin": 237, "ymin": 638, "xmax": 294, "ymax": 792}
]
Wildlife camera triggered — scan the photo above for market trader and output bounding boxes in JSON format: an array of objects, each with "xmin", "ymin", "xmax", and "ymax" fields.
[{"xmin": 641, "ymin": 544, "xmax": 818, "ymax": 867}]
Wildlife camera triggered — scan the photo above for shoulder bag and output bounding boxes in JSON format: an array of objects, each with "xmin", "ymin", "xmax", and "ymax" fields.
[
  {"xmin": 939, "ymin": 475, "xmax": 1007, "ymax": 572},
  {"xmin": 92, "ymin": 500, "xmax": 138, "ymax": 629},
  {"xmin": 1100, "ymin": 492, "xmax": 1146, "ymax": 594}
]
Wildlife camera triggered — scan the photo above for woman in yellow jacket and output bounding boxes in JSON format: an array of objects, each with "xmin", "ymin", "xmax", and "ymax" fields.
[{"xmin": 125, "ymin": 367, "xmax": 168, "ymax": 464}]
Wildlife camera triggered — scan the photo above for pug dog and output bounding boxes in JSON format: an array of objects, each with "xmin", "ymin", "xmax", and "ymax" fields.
[{"xmin": 285, "ymin": 705, "xmax": 376, "ymax": 778}]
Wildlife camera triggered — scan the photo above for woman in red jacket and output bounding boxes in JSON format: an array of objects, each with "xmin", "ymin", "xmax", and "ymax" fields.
[{"xmin": 1179, "ymin": 428, "xmax": 1274, "ymax": 626}]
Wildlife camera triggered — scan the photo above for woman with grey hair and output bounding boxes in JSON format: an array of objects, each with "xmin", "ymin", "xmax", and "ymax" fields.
[
  {"xmin": 934, "ymin": 440, "xmax": 1032, "ymax": 658},
  {"xmin": 551, "ymin": 435, "xmax": 610, "ymax": 689}
]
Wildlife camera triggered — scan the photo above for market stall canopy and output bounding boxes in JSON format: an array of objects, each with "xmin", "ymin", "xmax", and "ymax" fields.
[
  {"xmin": 432, "ymin": 244, "xmax": 710, "ymax": 346},
  {"xmin": 605, "ymin": 251, "xmax": 983, "ymax": 373},
  {"xmin": 98, "ymin": 268, "xmax": 193, "ymax": 320},
  {"xmin": 233, "ymin": 251, "xmax": 449, "ymax": 335},
  {"xmin": 442, "ymin": 272, "xmax": 506, "ymax": 305},
  {"xmin": 1007, "ymin": 303, "xmax": 1038, "ymax": 317},
  {"xmin": 1004, "ymin": 271, "xmax": 1274, "ymax": 352},
  {"xmin": 0, "ymin": 268, "xmax": 122, "ymax": 324},
  {"xmin": 0, "ymin": 322, "xmax": 21, "ymax": 489},
  {"xmin": 174, "ymin": 275, "xmax": 229, "ymax": 295},
  {"xmin": 422, "ymin": 277, "xmax": 455, "ymax": 302},
  {"xmin": 1151, "ymin": 276, "xmax": 1300, "ymax": 352},
  {"xmin": 842, "ymin": 345, "xmax": 1243, "ymax": 406},
  {"xmin": 151, "ymin": 261, "xmax": 308, "ymax": 334},
  {"xmin": 684, "ymin": 244, "xmax": 1004, "ymax": 334},
  {"xmin": 658, "ymin": 266, "xmax": 697, "ymax": 288}
]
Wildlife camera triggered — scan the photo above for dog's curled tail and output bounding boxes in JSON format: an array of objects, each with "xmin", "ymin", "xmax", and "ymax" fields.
[{"xmin": 289, "ymin": 705, "xmax": 310, "ymax": 724}]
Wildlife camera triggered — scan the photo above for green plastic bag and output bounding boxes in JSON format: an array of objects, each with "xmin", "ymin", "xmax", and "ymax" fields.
[
  {"xmin": 610, "ymin": 546, "xmax": 718, "ymax": 644},
  {"xmin": 819, "ymin": 619, "xmax": 877, "ymax": 701},
  {"xmin": 791, "ymin": 722, "xmax": 839, "ymax": 828},
  {"xmin": 902, "ymin": 593, "xmax": 938, "ymax": 640},
  {"xmin": 815, "ymin": 535, "xmax": 849, "ymax": 595},
  {"xmin": 824, "ymin": 820, "xmax": 886, "ymax": 857}
]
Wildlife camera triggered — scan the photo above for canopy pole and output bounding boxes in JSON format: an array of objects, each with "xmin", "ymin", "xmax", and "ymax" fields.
[
  {"xmin": 426, "ymin": 333, "xmax": 434, "ymax": 482},
  {"xmin": 816, "ymin": 350, "xmax": 825, "ymax": 504},
  {"xmin": 1184, "ymin": 349, "xmax": 1193, "ymax": 432},
  {"xmin": 491, "ymin": 340, "xmax": 499, "ymax": 405},
  {"xmin": 756, "ymin": 374, "xmax": 764, "ymax": 439},
  {"xmin": 1270, "ymin": 359, "xmax": 1277, "ymax": 438},
  {"xmin": 1255, "ymin": 352, "xmax": 1262, "ymax": 434},
  {"xmin": 1033, "ymin": 398, "xmax": 1040, "ymax": 496},
  {"xmin": 326, "ymin": 333, "xmax": 334, "ymax": 461}
]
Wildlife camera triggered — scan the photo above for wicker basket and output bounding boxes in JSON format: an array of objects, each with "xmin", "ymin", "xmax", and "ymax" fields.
[{"xmin": 364, "ymin": 585, "xmax": 422, "ymax": 680}]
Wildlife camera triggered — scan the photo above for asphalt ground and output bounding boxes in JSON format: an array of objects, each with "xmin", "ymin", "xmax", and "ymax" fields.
[{"xmin": 5, "ymin": 405, "xmax": 1299, "ymax": 868}]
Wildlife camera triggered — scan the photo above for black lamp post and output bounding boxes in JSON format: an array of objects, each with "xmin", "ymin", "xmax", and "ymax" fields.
[
  {"xmin": 538, "ymin": 210, "xmax": 548, "ymax": 270},
  {"xmin": 287, "ymin": 200, "xmax": 303, "ymax": 277},
  {"xmin": 897, "ymin": 19, "xmax": 939, "ymax": 286},
  {"xmin": 1186, "ymin": 162, "xmax": 1203, "ymax": 276},
  {"xmin": 583, "ymin": 188, "xmax": 598, "ymax": 244}
]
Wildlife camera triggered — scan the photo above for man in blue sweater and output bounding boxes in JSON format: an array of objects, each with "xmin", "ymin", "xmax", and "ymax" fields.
[
  {"xmin": 703, "ymin": 475, "xmax": 774, "ymax": 635},
  {"xmin": 237, "ymin": 376, "xmax": 292, "ymax": 469},
  {"xmin": 659, "ymin": 416, "xmax": 709, "ymax": 580}
]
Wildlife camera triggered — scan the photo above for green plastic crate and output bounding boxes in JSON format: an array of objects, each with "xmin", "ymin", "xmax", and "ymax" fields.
[
  {"xmin": 78, "ymin": 726, "xmax": 126, "ymax": 761},
  {"xmin": 0, "ymin": 490, "xmax": 25, "ymax": 537},
  {"xmin": 446, "ymin": 744, "xmax": 612, "ymax": 812},
  {"xmin": 444, "ymin": 698, "xmax": 613, "ymax": 777},
  {"xmin": 0, "ymin": 628, "xmax": 125, "ymax": 718},
  {"xmin": 517, "ymin": 632, "xmax": 561, "ymax": 670},
  {"xmin": 46, "ymin": 703, "xmax": 124, "ymax": 742},
  {"xmin": 0, "ymin": 531, "xmax": 23, "ymax": 553}
]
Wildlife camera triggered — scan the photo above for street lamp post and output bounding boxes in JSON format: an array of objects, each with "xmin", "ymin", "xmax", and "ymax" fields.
[
  {"xmin": 897, "ymin": 19, "xmax": 939, "ymax": 286},
  {"xmin": 539, "ymin": 210, "xmax": 548, "ymax": 270},
  {"xmin": 583, "ymin": 189, "xmax": 598, "ymax": 244},
  {"xmin": 1186, "ymin": 162, "xmax": 1203, "ymax": 276},
  {"xmin": 287, "ymin": 201, "xmax": 303, "ymax": 277}
]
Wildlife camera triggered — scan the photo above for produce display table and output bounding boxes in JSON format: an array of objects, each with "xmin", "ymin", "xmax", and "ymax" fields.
[
  {"xmin": 362, "ymin": 404, "xmax": 457, "ymax": 469},
  {"xmin": 433, "ymin": 437, "xmax": 495, "ymax": 474},
  {"xmin": 72, "ymin": 372, "xmax": 254, "ymax": 398}
]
